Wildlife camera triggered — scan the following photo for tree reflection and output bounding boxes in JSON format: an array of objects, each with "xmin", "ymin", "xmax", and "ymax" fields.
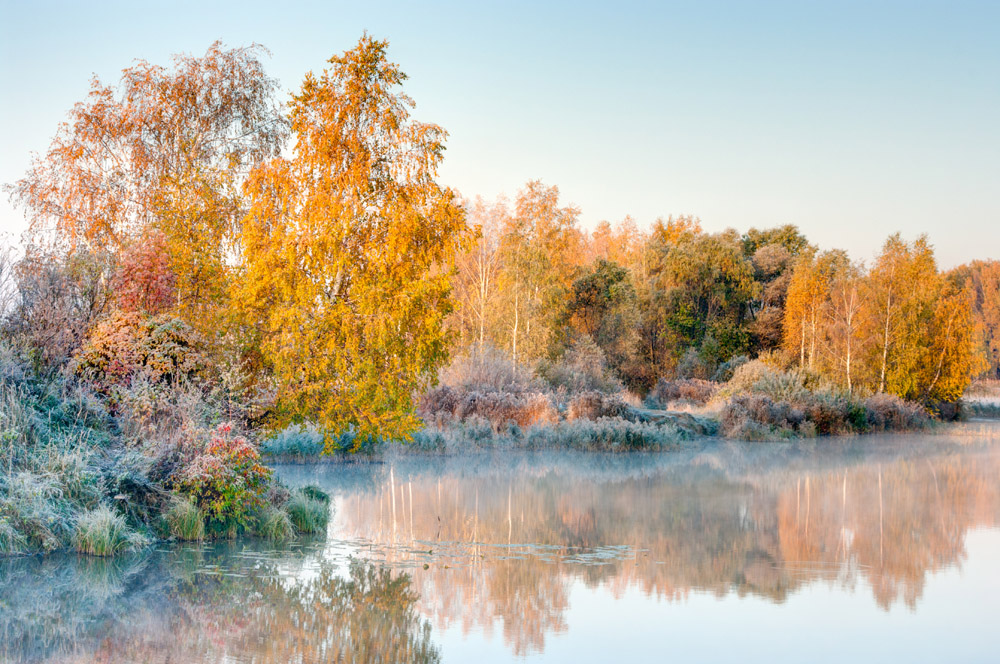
[
  {"xmin": 0, "ymin": 546, "xmax": 440, "ymax": 664},
  {"xmin": 338, "ymin": 436, "xmax": 1000, "ymax": 654}
]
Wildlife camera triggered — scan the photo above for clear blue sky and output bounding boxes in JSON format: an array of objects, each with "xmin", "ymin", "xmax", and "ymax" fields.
[{"xmin": 1, "ymin": 0, "xmax": 997, "ymax": 267}]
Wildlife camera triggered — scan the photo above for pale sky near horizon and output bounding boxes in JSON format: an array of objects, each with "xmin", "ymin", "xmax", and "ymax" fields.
[{"xmin": 1, "ymin": 0, "xmax": 997, "ymax": 268}]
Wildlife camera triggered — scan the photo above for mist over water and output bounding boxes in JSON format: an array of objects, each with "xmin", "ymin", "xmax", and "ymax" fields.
[{"xmin": 4, "ymin": 421, "xmax": 1000, "ymax": 663}]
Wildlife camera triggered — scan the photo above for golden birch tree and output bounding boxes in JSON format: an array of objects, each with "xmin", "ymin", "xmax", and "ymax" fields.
[{"xmin": 237, "ymin": 35, "xmax": 468, "ymax": 447}]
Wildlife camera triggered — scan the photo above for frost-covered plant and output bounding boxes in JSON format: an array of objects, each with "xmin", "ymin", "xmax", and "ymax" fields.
[
  {"xmin": 164, "ymin": 495, "xmax": 204, "ymax": 541},
  {"xmin": 255, "ymin": 505, "xmax": 295, "ymax": 541},
  {"xmin": 175, "ymin": 423, "xmax": 272, "ymax": 534},
  {"xmin": 438, "ymin": 344, "xmax": 540, "ymax": 393},
  {"xmin": 71, "ymin": 310, "xmax": 206, "ymax": 400},
  {"xmin": 542, "ymin": 335, "xmax": 624, "ymax": 394},
  {"xmin": 73, "ymin": 504, "xmax": 148, "ymax": 556}
]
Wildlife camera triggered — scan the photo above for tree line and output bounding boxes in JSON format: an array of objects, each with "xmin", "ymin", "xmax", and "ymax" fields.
[
  {"xmin": 4, "ymin": 36, "xmax": 997, "ymax": 445},
  {"xmin": 451, "ymin": 192, "xmax": 995, "ymax": 410}
]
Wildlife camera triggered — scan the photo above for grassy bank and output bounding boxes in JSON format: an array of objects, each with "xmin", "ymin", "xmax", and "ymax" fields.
[
  {"xmin": 963, "ymin": 380, "xmax": 1000, "ymax": 419},
  {"xmin": 260, "ymin": 353, "xmax": 937, "ymax": 463},
  {"xmin": 0, "ymin": 343, "xmax": 329, "ymax": 557}
]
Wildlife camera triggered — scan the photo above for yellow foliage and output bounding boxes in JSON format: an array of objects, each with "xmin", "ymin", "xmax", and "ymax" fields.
[{"xmin": 236, "ymin": 36, "xmax": 468, "ymax": 447}]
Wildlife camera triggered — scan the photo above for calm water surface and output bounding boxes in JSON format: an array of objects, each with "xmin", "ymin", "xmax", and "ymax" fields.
[{"xmin": 3, "ymin": 421, "xmax": 1000, "ymax": 663}]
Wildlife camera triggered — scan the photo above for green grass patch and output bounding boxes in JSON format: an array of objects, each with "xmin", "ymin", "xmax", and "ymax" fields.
[
  {"xmin": 286, "ymin": 489, "xmax": 330, "ymax": 534},
  {"xmin": 72, "ymin": 505, "xmax": 148, "ymax": 556}
]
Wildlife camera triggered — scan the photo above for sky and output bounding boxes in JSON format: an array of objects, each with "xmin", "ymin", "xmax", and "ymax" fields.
[{"xmin": 1, "ymin": 0, "xmax": 997, "ymax": 267}]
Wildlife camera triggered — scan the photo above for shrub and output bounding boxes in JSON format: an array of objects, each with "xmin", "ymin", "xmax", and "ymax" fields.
[
  {"xmin": 115, "ymin": 230, "xmax": 176, "ymax": 315},
  {"xmin": 645, "ymin": 378, "xmax": 718, "ymax": 408},
  {"xmin": 73, "ymin": 505, "xmax": 148, "ymax": 556},
  {"xmin": 720, "ymin": 360, "xmax": 820, "ymax": 402},
  {"xmin": 438, "ymin": 344, "xmax": 539, "ymax": 393},
  {"xmin": 542, "ymin": 335, "xmax": 624, "ymax": 394},
  {"xmin": 286, "ymin": 490, "xmax": 329, "ymax": 534},
  {"xmin": 255, "ymin": 505, "xmax": 295, "ymax": 542},
  {"xmin": 164, "ymin": 495, "xmax": 204, "ymax": 541},
  {"xmin": 719, "ymin": 388, "xmax": 930, "ymax": 440},
  {"xmin": 721, "ymin": 394, "xmax": 802, "ymax": 440},
  {"xmin": 421, "ymin": 388, "xmax": 559, "ymax": 431},
  {"xmin": 566, "ymin": 391, "xmax": 632, "ymax": 421},
  {"xmin": 676, "ymin": 347, "xmax": 713, "ymax": 380},
  {"xmin": 175, "ymin": 423, "xmax": 272, "ymax": 534},
  {"xmin": 261, "ymin": 423, "xmax": 325, "ymax": 457},
  {"xmin": 864, "ymin": 393, "xmax": 931, "ymax": 431},
  {"xmin": 71, "ymin": 310, "xmax": 206, "ymax": 401},
  {"xmin": 712, "ymin": 354, "xmax": 749, "ymax": 382},
  {"xmin": 457, "ymin": 391, "xmax": 558, "ymax": 430}
]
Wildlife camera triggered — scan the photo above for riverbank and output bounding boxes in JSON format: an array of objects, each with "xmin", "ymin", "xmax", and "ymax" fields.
[
  {"xmin": 0, "ymin": 344, "xmax": 330, "ymax": 557},
  {"xmin": 261, "ymin": 359, "xmax": 943, "ymax": 463},
  {"xmin": 0, "ymin": 343, "xmax": 972, "ymax": 556}
]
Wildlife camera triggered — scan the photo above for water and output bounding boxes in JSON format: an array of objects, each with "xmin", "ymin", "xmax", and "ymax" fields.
[{"xmin": 3, "ymin": 421, "xmax": 1000, "ymax": 663}]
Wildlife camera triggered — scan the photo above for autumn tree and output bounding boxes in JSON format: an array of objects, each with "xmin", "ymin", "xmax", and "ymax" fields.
[
  {"xmin": 451, "ymin": 196, "xmax": 508, "ymax": 349},
  {"xmin": 561, "ymin": 259, "xmax": 641, "ymax": 387},
  {"xmin": 8, "ymin": 42, "xmax": 286, "ymax": 333},
  {"xmin": 115, "ymin": 231, "xmax": 177, "ymax": 315},
  {"xmin": 822, "ymin": 260, "xmax": 865, "ymax": 393},
  {"xmin": 643, "ymin": 225, "xmax": 759, "ymax": 377},
  {"xmin": 237, "ymin": 35, "xmax": 467, "ymax": 446},
  {"xmin": 742, "ymin": 225, "xmax": 813, "ymax": 353},
  {"xmin": 862, "ymin": 234, "xmax": 937, "ymax": 394},
  {"xmin": 783, "ymin": 249, "xmax": 849, "ymax": 370},
  {"xmin": 949, "ymin": 260, "xmax": 1000, "ymax": 379},
  {"xmin": 497, "ymin": 181, "xmax": 583, "ymax": 363}
]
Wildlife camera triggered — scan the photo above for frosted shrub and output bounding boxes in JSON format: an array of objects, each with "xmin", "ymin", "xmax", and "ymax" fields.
[
  {"xmin": 863, "ymin": 393, "xmax": 931, "ymax": 431},
  {"xmin": 261, "ymin": 423, "xmax": 325, "ymax": 457},
  {"xmin": 438, "ymin": 344, "xmax": 539, "ymax": 393},
  {"xmin": 645, "ymin": 378, "xmax": 718, "ymax": 408},
  {"xmin": 566, "ymin": 391, "xmax": 632, "ymax": 421}
]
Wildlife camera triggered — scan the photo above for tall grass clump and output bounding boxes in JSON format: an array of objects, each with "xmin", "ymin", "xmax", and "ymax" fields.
[
  {"xmin": 164, "ymin": 496, "xmax": 204, "ymax": 541},
  {"xmin": 286, "ymin": 488, "xmax": 330, "ymax": 534},
  {"xmin": 73, "ymin": 505, "xmax": 148, "ymax": 556},
  {"xmin": 254, "ymin": 505, "xmax": 295, "ymax": 542}
]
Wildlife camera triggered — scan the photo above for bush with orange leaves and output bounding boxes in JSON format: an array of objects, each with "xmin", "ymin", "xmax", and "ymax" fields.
[
  {"xmin": 175, "ymin": 423, "xmax": 272, "ymax": 535},
  {"xmin": 71, "ymin": 310, "xmax": 205, "ymax": 402}
]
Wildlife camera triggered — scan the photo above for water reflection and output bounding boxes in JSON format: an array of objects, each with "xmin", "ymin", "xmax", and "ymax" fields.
[
  {"xmin": 293, "ymin": 422, "xmax": 1000, "ymax": 655},
  {"xmin": 0, "ymin": 543, "xmax": 439, "ymax": 664},
  {"xmin": 3, "ymin": 422, "xmax": 999, "ymax": 662}
]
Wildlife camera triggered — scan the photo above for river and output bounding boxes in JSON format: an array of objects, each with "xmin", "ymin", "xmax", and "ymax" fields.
[{"xmin": 3, "ymin": 421, "xmax": 999, "ymax": 663}]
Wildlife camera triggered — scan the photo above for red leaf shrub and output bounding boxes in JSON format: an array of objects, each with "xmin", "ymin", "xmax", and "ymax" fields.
[
  {"xmin": 116, "ymin": 231, "xmax": 176, "ymax": 315},
  {"xmin": 176, "ymin": 423, "xmax": 272, "ymax": 533}
]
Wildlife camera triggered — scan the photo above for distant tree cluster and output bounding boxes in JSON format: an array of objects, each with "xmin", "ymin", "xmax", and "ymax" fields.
[{"xmin": 451, "ymin": 195, "xmax": 989, "ymax": 411}]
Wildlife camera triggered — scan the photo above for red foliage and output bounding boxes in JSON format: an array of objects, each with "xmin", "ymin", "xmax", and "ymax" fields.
[
  {"xmin": 177, "ymin": 422, "xmax": 272, "ymax": 532},
  {"xmin": 116, "ymin": 231, "xmax": 176, "ymax": 314}
]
